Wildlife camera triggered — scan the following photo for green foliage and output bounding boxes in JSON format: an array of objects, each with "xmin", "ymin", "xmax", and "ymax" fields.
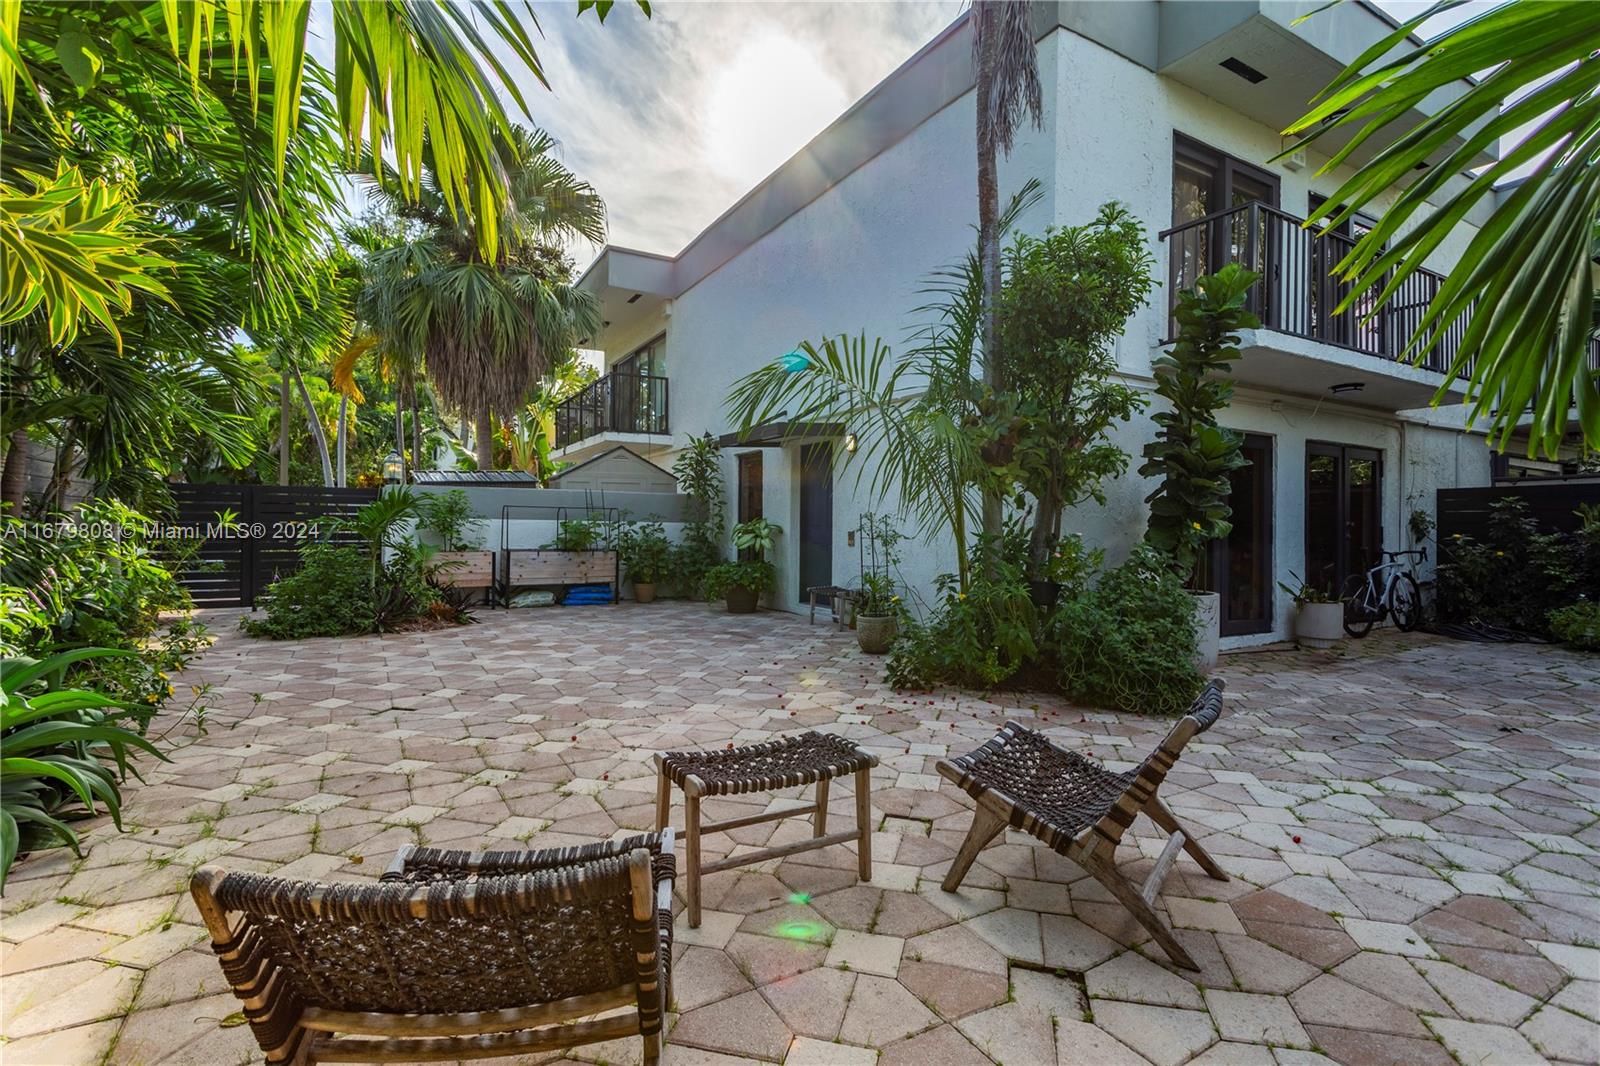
[
  {"xmin": 671, "ymin": 433, "xmax": 726, "ymax": 596},
  {"xmin": 732, "ymin": 517, "xmax": 781, "ymax": 560},
  {"xmin": 374, "ymin": 543, "xmax": 443, "ymax": 630},
  {"xmin": 1140, "ymin": 264, "xmax": 1259, "ymax": 584},
  {"xmin": 997, "ymin": 203, "xmax": 1154, "ymax": 575},
  {"xmin": 1281, "ymin": 0, "xmax": 1600, "ymax": 456},
  {"xmin": 417, "ymin": 490, "xmax": 484, "ymax": 551},
  {"xmin": 242, "ymin": 544, "xmax": 377, "ymax": 639},
  {"xmin": 856, "ymin": 572, "xmax": 900, "ymax": 617},
  {"xmin": 1045, "ymin": 543, "xmax": 1204, "ymax": 716},
  {"xmin": 1548, "ymin": 601, "xmax": 1600, "ymax": 652},
  {"xmin": 705, "ymin": 560, "xmax": 778, "ymax": 599},
  {"xmin": 1277, "ymin": 572, "xmax": 1337, "ymax": 606},
  {"xmin": 1436, "ymin": 497, "xmax": 1598, "ymax": 636},
  {"xmin": 617, "ymin": 518, "xmax": 670, "ymax": 585},
  {"xmin": 857, "ymin": 513, "xmax": 905, "ymax": 616},
  {"xmin": 1, "ymin": 647, "xmax": 167, "ymax": 891},
  {"xmin": 549, "ymin": 514, "xmax": 609, "ymax": 552},
  {"xmin": 887, "ymin": 532, "xmax": 1037, "ymax": 691}
]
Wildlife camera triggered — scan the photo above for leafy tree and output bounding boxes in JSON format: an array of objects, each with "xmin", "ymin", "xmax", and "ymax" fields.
[
  {"xmin": 358, "ymin": 126, "xmax": 604, "ymax": 469},
  {"xmin": 1140, "ymin": 264, "xmax": 1259, "ymax": 584},
  {"xmin": 1281, "ymin": 0, "xmax": 1600, "ymax": 456},
  {"xmin": 997, "ymin": 204, "xmax": 1156, "ymax": 576}
]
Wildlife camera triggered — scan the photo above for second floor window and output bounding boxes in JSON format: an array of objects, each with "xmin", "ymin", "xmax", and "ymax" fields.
[{"xmin": 1171, "ymin": 134, "xmax": 1281, "ymax": 299}]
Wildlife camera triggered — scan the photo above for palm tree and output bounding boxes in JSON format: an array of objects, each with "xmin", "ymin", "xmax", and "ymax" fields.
[
  {"xmin": 360, "ymin": 126, "xmax": 604, "ymax": 470},
  {"xmin": 970, "ymin": 0, "xmax": 1042, "ymax": 543},
  {"xmin": 1281, "ymin": 0, "xmax": 1600, "ymax": 456}
]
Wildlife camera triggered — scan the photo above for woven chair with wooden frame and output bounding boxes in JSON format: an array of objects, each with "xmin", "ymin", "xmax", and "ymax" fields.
[
  {"xmin": 937, "ymin": 681, "xmax": 1228, "ymax": 970},
  {"xmin": 190, "ymin": 831, "xmax": 675, "ymax": 1065}
]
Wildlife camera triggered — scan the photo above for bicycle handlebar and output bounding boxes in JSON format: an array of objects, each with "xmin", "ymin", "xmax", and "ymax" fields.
[{"xmin": 1382, "ymin": 547, "xmax": 1427, "ymax": 564}]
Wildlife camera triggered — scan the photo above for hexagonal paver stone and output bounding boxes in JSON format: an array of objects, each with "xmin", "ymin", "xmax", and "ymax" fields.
[
  {"xmin": 670, "ymin": 989, "xmax": 792, "ymax": 1061},
  {"xmin": 1203, "ymin": 989, "xmax": 1310, "ymax": 1048},
  {"xmin": 1520, "ymin": 1004, "xmax": 1600, "ymax": 1062},
  {"xmin": 1087, "ymin": 950, "xmax": 1204, "ymax": 1009},
  {"xmin": 954, "ymin": 1002, "xmax": 1057, "ymax": 1066},
  {"xmin": 1425, "ymin": 1017, "xmax": 1552, "ymax": 1066},
  {"xmin": 759, "ymin": 966, "xmax": 854, "ymax": 1040},
  {"xmin": 379, "ymin": 804, "xmax": 447, "ymax": 827},
  {"xmin": 824, "ymin": 929, "xmax": 904, "ymax": 977},
  {"xmin": 1289, "ymin": 974, "xmax": 1430, "ymax": 1038},
  {"xmin": 785, "ymin": 1036, "xmax": 877, "ymax": 1066},
  {"xmin": 1092, "ymin": 1001, "xmax": 1217, "ymax": 1066},
  {"xmin": 1336, "ymin": 918, "xmax": 1438, "ymax": 957},
  {"xmin": 878, "ymin": 1024, "xmax": 991, "ymax": 1066},
  {"xmin": 838, "ymin": 974, "xmax": 937, "ymax": 1047}
]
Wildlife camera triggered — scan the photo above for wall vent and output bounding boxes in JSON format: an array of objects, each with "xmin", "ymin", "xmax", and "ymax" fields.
[{"xmin": 1220, "ymin": 57, "xmax": 1267, "ymax": 84}]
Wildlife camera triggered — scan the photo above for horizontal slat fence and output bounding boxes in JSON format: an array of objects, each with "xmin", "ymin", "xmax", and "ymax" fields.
[
  {"xmin": 168, "ymin": 483, "xmax": 377, "ymax": 607},
  {"xmin": 1436, "ymin": 482, "xmax": 1600, "ymax": 545}
]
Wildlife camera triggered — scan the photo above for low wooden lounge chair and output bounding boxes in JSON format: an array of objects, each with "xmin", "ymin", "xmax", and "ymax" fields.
[
  {"xmin": 937, "ymin": 681, "xmax": 1228, "ymax": 970},
  {"xmin": 191, "ymin": 831, "xmax": 675, "ymax": 1064}
]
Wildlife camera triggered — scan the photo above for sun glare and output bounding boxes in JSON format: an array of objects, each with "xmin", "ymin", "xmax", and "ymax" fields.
[{"xmin": 703, "ymin": 33, "xmax": 850, "ymax": 192}]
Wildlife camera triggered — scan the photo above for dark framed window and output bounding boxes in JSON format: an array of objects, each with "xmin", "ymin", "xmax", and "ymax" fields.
[
  {"xmin": 1197, "ymin": 433, "xmax": 1274, "ymax": 636},
  {"xmin": 1172, "ymin": 133, "xmax": 1279, "ymax": 228},
  {"xmin": 614, "ymin": 334, "xmax": 665, "ymax": 378},
  {"xmin": 737, "ymin": 451, "xmax": 762, "ymax": 516}
]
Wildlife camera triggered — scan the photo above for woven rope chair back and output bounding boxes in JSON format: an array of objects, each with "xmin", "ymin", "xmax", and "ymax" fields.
[
  {"xmin": 211, "ymin": 854, "xmax": 645, "ymax": 1017},
  {"xmin": 1088, "ymin": 679, "xmax": 1225, "ymax": 848}
]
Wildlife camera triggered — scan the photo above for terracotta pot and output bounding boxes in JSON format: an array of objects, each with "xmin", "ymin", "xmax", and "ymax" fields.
[
  {"xmin": 1191, "ymin": 590, "xmax": 1220, "ymax": 672},
  {"xmin": 856, "ymin": 614, "xmax": 897, "ymax": 654},
  {"xmin": 633, "ymin": 582, "xmax": 657, "ymax": 604},
  {"xmin": 724, "ymin": 584, "xmax": 758, "ymax": 614},
  {"xmin": 1294, "ymin": 601, "xmax": 1344, "ymax": 649}
]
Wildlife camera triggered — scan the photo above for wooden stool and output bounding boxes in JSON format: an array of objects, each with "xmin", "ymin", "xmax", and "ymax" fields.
[{"xmin": 654, "ymin": 732, "xmax": 879, "ymax": 928}]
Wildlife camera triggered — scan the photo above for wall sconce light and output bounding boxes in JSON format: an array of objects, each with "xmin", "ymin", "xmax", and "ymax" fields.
[
  {"xmin": 382, "ymin": 449, "xmax": 404, "ymax": 483},
  {"xmin": 843, "ymin": 432, "xmax": 858, "ymax": 454}
]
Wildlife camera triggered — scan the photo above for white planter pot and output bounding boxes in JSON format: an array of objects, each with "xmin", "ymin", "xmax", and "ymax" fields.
[
  {"xmin": 1294, "ymin": 602, "xmax": 1344, "ymax": 649},
  {"xmin": 1191, "ymin": 591, "xmax": 1220, "ymax": 672}
]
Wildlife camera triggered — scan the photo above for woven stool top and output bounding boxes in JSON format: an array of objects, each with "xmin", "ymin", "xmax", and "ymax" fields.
[{"xmin": 660, "ymin": 731, "xmax": 878, "ymax": 796}]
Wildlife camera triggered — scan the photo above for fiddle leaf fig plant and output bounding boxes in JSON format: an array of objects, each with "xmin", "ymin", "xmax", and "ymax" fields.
[{"xmin": 1140, "ymin": 263, "xmax": 1258, "ymax": 585}]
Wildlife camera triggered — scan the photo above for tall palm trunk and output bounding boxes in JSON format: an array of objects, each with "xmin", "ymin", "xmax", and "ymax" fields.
[
  {"xmin": 335, "ymin": 394, "xmax": 349, "ymax": 487},
  {"xmin": 409, "ymin": 380, "xmax": 423, "ymax": 473},
  {"xmin": 278, "ymin": 366, "xmax": 291, "ymax": 485},
  {"xmin": 974, "ymin": 4, "xmax": 1005, "ymax": 551},
  {"xmin": 292, "ymin": 364, "xmax": 334, "ymax": 487},
  {"xmin": 475, "ymin": 403, "xmax": 494, "ymax": 470},
  {"xmin": 2, "ymin": 428, "xmax": 29, "ymax": 510}
]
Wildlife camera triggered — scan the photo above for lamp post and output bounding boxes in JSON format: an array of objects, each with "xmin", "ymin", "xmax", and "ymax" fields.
[{"xmin": 382, "ymin": 450, "xmax": 403, "ymax": 485}]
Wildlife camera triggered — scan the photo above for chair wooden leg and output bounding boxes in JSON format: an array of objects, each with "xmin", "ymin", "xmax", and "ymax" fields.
[
  {"xmin": 654, "ymin": 768, "xmax": 671, "ymax": 832},
  {"xmin": 941, "ymin": 804, "xmax": 1006, "ymax": 893},
  {"xmin": 1084, "ymin": 852, "xmax": 1199, "ymax": 971},
  {"xmin": 642, "ymin": 1028, "xmax": 663, "ymax": 1064},
  {"xmin": 1146, "ymin": 797, "xmax": 1228, "ymax": 881},
  {"xmin": 685, "ymin": 792, "xmax": 702, "ymax": 929},
  {"xmin": 855, "ymin": 766, "xmax": 873, "ymax": 882},
  {"xmin": 814, "ymin": 777, "xmax": 830, "ymax": 837}
]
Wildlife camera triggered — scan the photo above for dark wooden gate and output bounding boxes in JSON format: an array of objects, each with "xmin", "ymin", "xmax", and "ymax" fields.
[{"xmin": 168, "ymin": 483, "xmax": 378, "ymax": 607}]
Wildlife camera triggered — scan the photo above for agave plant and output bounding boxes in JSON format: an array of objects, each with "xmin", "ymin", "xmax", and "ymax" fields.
[{"xmin": 1, "ymin": 647, "xmax": 166, "ymax": 891}]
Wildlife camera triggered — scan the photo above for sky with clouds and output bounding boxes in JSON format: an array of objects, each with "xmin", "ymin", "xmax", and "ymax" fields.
[{"xmin": 314, "ymin": 1, "xmax": 1497, "ymax": 274}]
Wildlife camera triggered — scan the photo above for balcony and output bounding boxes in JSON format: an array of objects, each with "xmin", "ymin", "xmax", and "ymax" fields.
[
  {"xmin": 1159, "ymin": 201, "xmax": 1600, "ymax": 413},
  {"xmin": 1159, "ymin": 201, "xmax": 1471, "ymax": 374},
  {"xmin": 554, "ymin": 372, "xmax": 669, "ymax": 450}
]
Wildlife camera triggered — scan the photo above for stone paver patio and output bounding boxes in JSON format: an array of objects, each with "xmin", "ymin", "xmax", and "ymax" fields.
[{"xmin": 2, "ymin": 603, "xmax": 1598, "ymax": 1066}]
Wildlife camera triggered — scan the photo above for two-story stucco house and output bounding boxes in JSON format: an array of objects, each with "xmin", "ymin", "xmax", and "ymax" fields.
[{"xmin": 558, "ymin": 1, "xmax": 1537, "ymax": 647}]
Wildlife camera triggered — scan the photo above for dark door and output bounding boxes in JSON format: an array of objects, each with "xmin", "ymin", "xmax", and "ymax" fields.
[
  {"xmin": 1306, "ymin": 443, "xmax": 1382, "ymax": 599},
  {"xmin": 1201, "ymin": 434, "xmax": 1273, "ymax": 636},
  {"xmin": 736, "ymin": 452, "xmax": 763, "ymax": 561},
  {"xmin": 798, "ymin": 444, "xmax": 833, "ymax": 602}
]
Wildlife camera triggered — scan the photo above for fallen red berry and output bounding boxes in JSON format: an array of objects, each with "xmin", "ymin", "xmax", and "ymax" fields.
[{"xmin": 1292, "ymin": 835, "xmax": 1302, "ymax": 844}]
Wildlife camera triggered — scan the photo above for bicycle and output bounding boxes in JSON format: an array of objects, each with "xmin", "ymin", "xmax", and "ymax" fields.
[{"xmin": 1341, "ymin": 547, "xmax": 1426, "ymax": 638}]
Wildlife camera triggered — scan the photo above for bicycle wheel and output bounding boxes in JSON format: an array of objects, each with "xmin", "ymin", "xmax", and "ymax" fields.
[
  {"xmin": 1342, "ymin": 575, "xmax": 1379, "ymax": 638},
  {"xmin": 1391, "ymin": 573, "xmax": 1422, "ymax": 632}
]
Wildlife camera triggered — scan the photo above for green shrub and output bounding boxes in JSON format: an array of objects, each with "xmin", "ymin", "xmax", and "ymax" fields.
[
  {"xmin": 243, "ymin": 544, "xmax": 375, "ymax": 639},
  {"xmin": 549, "ymin": 514, "xmax": 607, "ymax": 551},
  {"xmin": 1548, "ymin": 601, "xmax": 1600, "ymax": 652},
  {"xmin": 417, "ymin": 489, "xmax": 484, "ymax": 550},
  {"xmin": 886, "ymin": 533, "xmax": 1037, "ymax": 691},
  {"xmin": 1044, "ymin": 542, "xmax": 1203, "ymax": 716},
  {"xmin": 375, "ymin": 543, "xmax": 442, "ymax": 629},
  {"xmin": 704, "ymin": 560, "xmax": 777, "ymax": 599},
  {"xmin": 617, "ymin": 518, "xmax": 671, "ymax": 585},
  {"xmin": 1436, "ymin": 497, "xmax": 1594, "ymax": 635},
  {"xmin": 1, "ymin": 647, "xmax": 166, "ymax": 891},
  {"xmin": 671, "ymin": 433, "xmax": 726, "ymax": 596}
]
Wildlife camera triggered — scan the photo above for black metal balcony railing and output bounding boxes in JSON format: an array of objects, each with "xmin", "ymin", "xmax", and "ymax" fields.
[
  {"xmin": 1160, "ymin": 201, "xmax": 1472, "ymax": 374},
  {"xmin": 554, "ymin": 372, "xmax": 669, "ymax": 449}
]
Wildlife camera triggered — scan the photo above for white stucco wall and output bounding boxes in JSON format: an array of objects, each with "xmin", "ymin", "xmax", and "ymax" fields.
[{"xmin": 585, "ymin": 22, "xmax": 1496, "ymax": 642}]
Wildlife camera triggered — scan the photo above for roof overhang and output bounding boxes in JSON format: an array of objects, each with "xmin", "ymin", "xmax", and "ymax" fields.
[
  {"xmin": 1156, "ymin": 1, "xmax": 1496, "ymax": 173},
  {"xmin": 718, "ymin": 421, "xmax": 847, "ymax": 449},
  {"xmin": 575, "ymin": 246, "xmax": 676, "ymax": 351}
]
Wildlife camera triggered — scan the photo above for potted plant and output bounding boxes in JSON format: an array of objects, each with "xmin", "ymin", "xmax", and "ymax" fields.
[
  {"xmin": 415, "ymin": 490, "xmax": 493, "ymax": 596},
  {"xmin": 617, "ymin": 518, "xmax": 671, "ymax": 603},
  {"xmin": 1279, "ymin": 573, "xmax": 1343, "ymax": 649},
  {"xmin": 1137, "ymin": 263, "xmax": 1259, "ymax": 670},
  {"xmin": 705, "ymin": 517, "xmax": 781, "ymax": 613},
  {"xmin": 854, "ymin": 572, "xmax": 901, "ymax": 653}
]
